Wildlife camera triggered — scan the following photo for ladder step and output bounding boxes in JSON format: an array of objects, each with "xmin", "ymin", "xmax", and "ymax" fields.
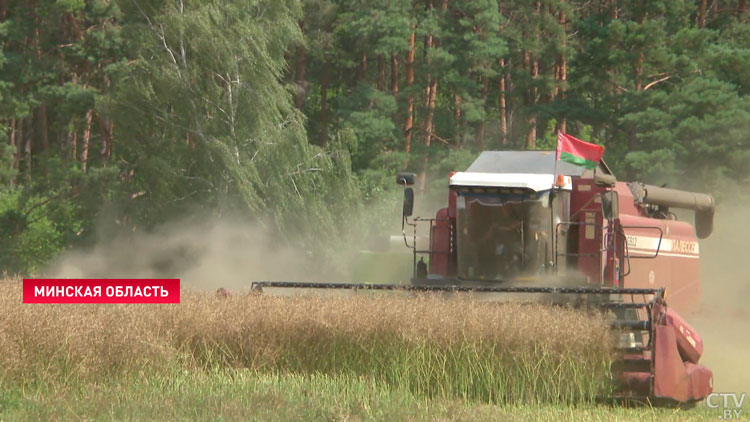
[
  {"xmin": 616, "ymin": 346, "xmax": 650, "ymax": 353},
  {"xmin": 612, "ymin": 358, "xmax": 652, "ymax": 373},
  {"xmin": 600, "ymin": 302, "xmax": 649, "ymax": 309},
  {"xmin": 611, "ymin": 320, "xmax": 650, "ymax": 330}
]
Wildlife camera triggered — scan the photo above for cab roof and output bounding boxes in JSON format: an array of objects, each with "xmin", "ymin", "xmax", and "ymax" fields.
[{"xmin": 466, "ymin": 150, "xmax": 613, "ymax": 177}]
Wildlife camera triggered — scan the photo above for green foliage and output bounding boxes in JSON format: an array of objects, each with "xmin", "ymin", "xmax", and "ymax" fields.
[
  {"xmin": 4, "ymin": 0, "xmax": 750, "ymax": 273},
  {"xmin": 0, "ymin": 188, "xmax": 83, "ymax": 274},
  {"xmin": 108, "ymin": 0, "xmax": 361, "ymax": 269},
  {"xmin": 0, "ymin": 139, "xmax": 15, "ymax": 185},
  {"xmin": 338, "ymin": 86, "xmax": 398, "ymax": 170},
  {"xmin": 55, "ymin": 0, "xmax": 86, "ymax": 13},
  {"xmin": 620, "ymin": 78, "xmax": 750, "ymax": 183}
]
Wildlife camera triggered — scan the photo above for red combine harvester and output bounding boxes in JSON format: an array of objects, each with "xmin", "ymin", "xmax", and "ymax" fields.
[{"xmin": 252, "ymin": 150, "xmax": 715, "ymax": 404}]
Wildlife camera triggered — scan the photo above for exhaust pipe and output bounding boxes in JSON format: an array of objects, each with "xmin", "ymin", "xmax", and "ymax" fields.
[{"xmin": 629, "ymin": 183, "xmax": 715, "ymax": 239}]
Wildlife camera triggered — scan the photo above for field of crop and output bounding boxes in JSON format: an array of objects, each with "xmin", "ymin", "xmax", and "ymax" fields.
[{"xmin": 0, "ymin": 279, "xmax": 723, "ymax": 421}]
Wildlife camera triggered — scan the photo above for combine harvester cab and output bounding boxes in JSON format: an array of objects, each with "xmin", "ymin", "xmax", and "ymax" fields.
[{"xmin": 253, "ymin": 150, "xmax": 715, "ymax": 404}]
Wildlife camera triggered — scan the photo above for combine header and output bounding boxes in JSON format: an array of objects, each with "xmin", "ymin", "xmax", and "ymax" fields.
[{"xmin": 252, "ymin": 150, "xmax": 715, "ymax": 404}]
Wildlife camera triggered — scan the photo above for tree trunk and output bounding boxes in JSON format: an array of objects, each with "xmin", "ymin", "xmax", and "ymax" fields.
[
  {"xmin": 38, "ymin": 104, "xmax": 49, "ymax": 151},
  {"xmin": 97, "ymin": 114, "xmax": 113, "ymax": 160},
  {"xmin": 358, "ymin": 53, "xmax": 368, "ymax": 82},
  {"xmin": 24, "ymin": 117, "xmax": 32, "ymax": 182},
  {"xmin": 423, "ymin": 60, "xmax": 436, "ymax": 153},
  {"xmin": 526, "ymin": 117, "xmax": 537, "ymax": 149},
  {"xmin": 294, "ymin": 47, "xmax": 306, "ymax": 108},
  {"xmin": 391, "ymin": 53, "xmax": 400, "ymax": 124},
  {"xmin": 68, "ymin": 75, "xmax": 78, "ymax": 161},
  {"xmin": 102, "ymin": 75, "xmax": 114, "ymax": 160},
  {"xmin": 497, "ymin": 5, "xmax": 508, "ymax": 145},
  {"xmin": 377, "ymin": 54, "xmax": 385, "ymax": 90},
  {"xmin": 628, "ymin": 51, "xmax": 644, "ymax": 150},
  {"xmin": 634, "ymin": 51, "xmax": 644, "ymax": 91},
  {"xmin": 529, "ymin": 55, "xmax": 540, "ymax": 148},
  {"xmin": 403, "ymin": 29, "xmax": 416, "ymax": 154},
  {"xmin": 421, "ymin": 0, "xmax": 436, "ymax": 163},
  {"xmin": 423, "ymin": 78, "xmax": 438, "ymax": 150},
  {"xmin": 476, "ymin": 76, "xmax": 488, "ymax": 149},
  {"xmin": 698, "ymin": 0, "xmax": 707, "ymax": 27},
  {"xmin": 9, "ymin": 118, "xmax": 15, "ymax": 159},
  {"xmin": 16, "ymin": 118, "xmax": 23, "ymax": 174},
  {"xmin": 525, "ymin": 3, "xmax": 542, "ymax": 149},
  {"xmin": 418, "ymin": 81, "xmax": 438, "ymax": 190},
  {"xmin": 524, "ymin": 50, "xmax": 539, "ymax": 149},
  {"xmin": 498, "ymin": 62, "xmax": 508, "ymax": 145},
  {"xmin": 81, "ymin": 109, "xmax": 93, "ymax": 174},
  {"xmin": 9, "ymin": 118, "xmax": 18, "ymax": 186},
  {"xmin": 417, "ymin": 0, "xmax": 447, "ymax": 190},
  {"xmin": 391, "ymin": 53, "xmax": 399, "ymax": 96},
  {"xmin": 320, "ymin": 72, "xmax": 329, "ymax": 147},
  {"xmin": 454, "ymin": 94, "xmax": 462, "ymax": 145},
  {"xmin": 33, "ymin": 8, "xmax": 49, "ymax": 154},
  {"xmin": 68, "ymin": 121, "xmax": 78, "ymax": 162}
]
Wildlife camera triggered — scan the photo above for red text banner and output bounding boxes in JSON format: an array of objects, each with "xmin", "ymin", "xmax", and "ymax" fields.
[{"xmin": 23, "ymin": 279, "xmax": 181, "ymax": 304}]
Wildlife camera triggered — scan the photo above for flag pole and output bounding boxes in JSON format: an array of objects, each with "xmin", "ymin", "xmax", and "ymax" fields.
[
  {"xmin": 550, "ymin": 131, "xmax": 562, "ymax": 271},
  {"xmin": 553, "ymin": 131, "xmax": 562, "ymax": 189}
]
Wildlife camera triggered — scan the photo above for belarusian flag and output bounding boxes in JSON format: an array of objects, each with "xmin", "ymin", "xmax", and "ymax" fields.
[{"xmin": 556, "ymin": 131, "xmax": 604, "ymax": 169}]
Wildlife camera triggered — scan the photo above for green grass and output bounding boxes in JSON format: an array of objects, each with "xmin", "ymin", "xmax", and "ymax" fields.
[
  {"xmin": 0, "ymin": 281, "xmax": 729, "ymax": 420},
  {"xmin": 0, "ymin": 370, "xmax": 724, "ymax": 421}
]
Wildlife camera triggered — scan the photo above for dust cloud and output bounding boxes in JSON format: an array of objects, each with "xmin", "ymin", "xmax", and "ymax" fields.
[
  {"xmin": 45, "ymin": 186, "xmax": 419, "ymax": 291},
  {"xmin": 47, "ymin": 216, "xmax": 342, "ymax": 291},
  {"xmin": 690, "ymin": 200, "xmax": 750, "ymax": 393}
]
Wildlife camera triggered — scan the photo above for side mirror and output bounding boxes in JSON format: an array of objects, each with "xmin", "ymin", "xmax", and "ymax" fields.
[
  {"xmin": 593, "ymin": 169, "xmax": 617, "ymax": 187},
  {"xmin": 396, "ymin": 172, "xmax": 416, "ymax": 186},
  {"xmin": 403, "ymin": 187, "xmax": 414, "ymax": 217},
  {"xmin": 601, "ymin": 190, "xmax": 619, "ymax": 220}
]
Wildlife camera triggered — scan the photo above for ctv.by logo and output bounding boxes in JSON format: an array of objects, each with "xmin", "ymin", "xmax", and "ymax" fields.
[{"xmin": 706, "ymin": 392, "xmax": 746, "ymax": 420}]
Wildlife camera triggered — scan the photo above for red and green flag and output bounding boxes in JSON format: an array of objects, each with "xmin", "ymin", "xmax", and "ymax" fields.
[{"xmin": 556, "ymin": 132, "xmax": 604, "ymax": 169}]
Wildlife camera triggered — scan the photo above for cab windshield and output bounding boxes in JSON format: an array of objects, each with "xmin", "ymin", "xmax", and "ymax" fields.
[{"xmin": 456, "ymin": 189, "xmax": 564, "ymax": 281}]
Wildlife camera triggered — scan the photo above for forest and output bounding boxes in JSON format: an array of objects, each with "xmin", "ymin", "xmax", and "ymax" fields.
[{"xmin": 1, "ymin": 0, "xmax": 750, "ymax": 274}]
